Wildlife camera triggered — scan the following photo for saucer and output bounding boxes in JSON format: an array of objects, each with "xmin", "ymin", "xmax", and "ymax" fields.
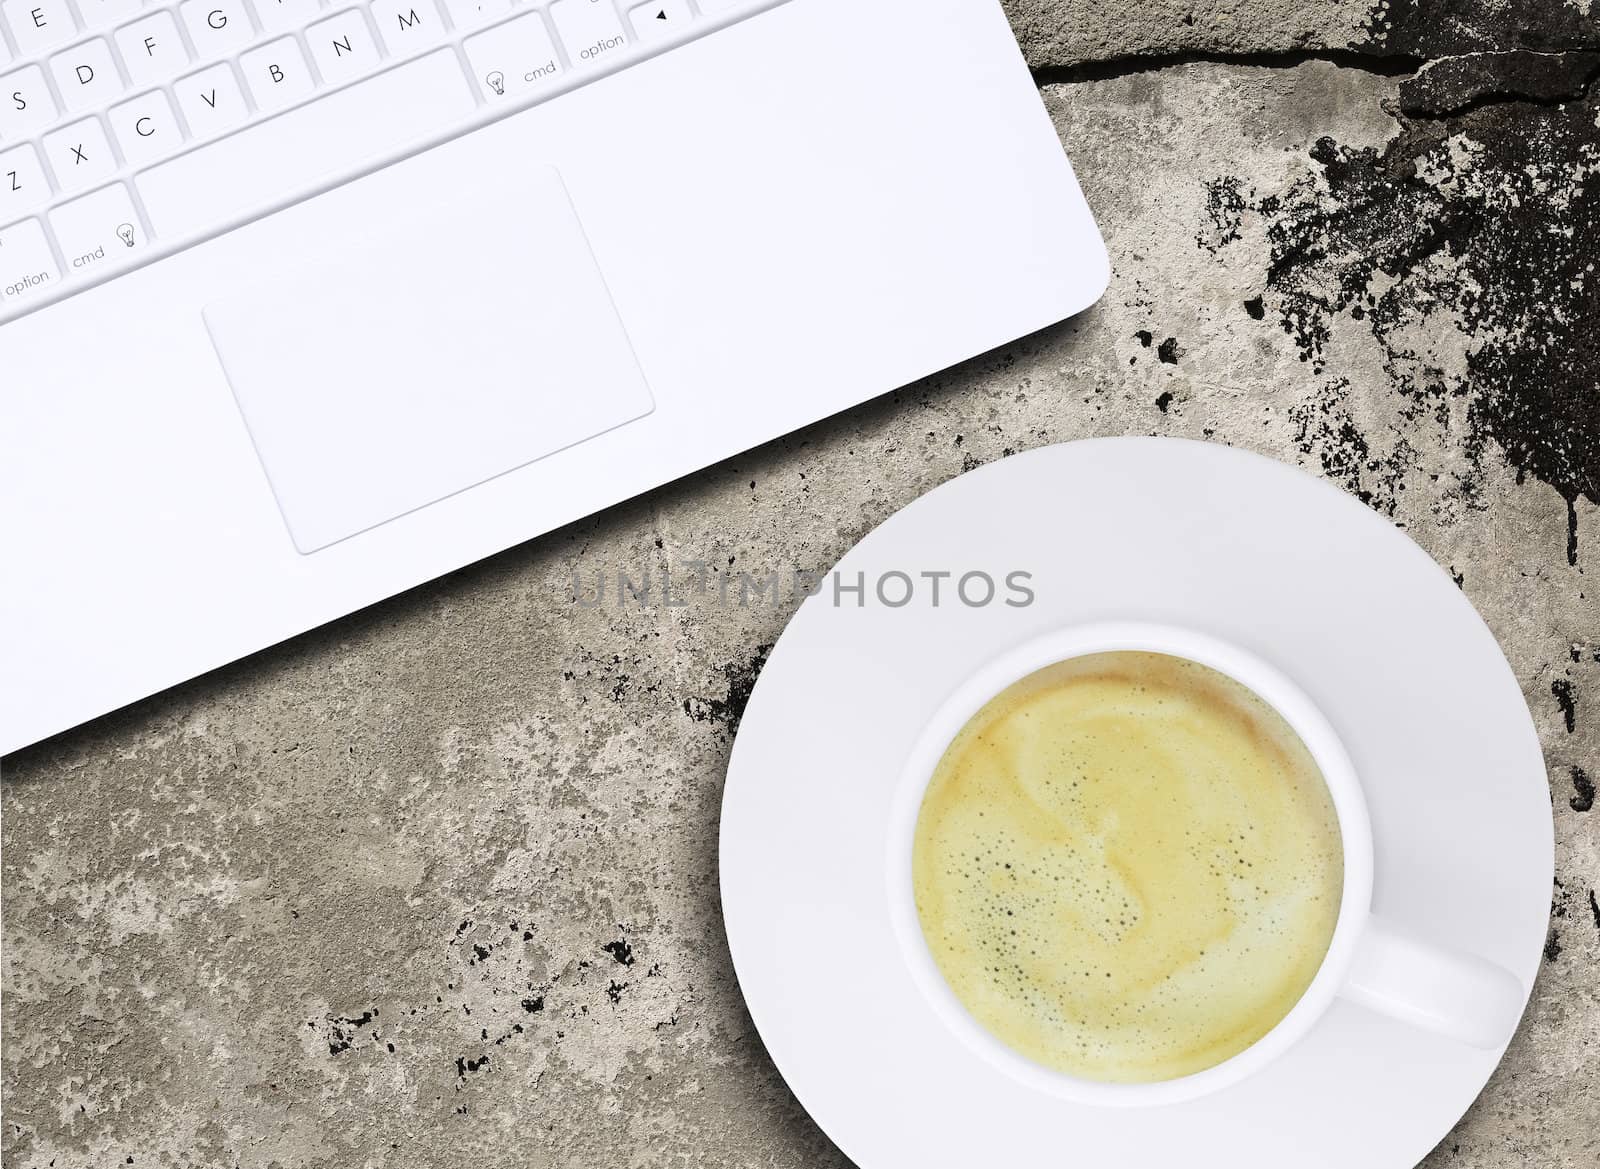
[{"xmin": 719, "ymin": 438, "xmax": 1551, "ymax": 1167}]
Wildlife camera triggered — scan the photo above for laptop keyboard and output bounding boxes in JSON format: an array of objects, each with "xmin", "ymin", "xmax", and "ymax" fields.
[{"xmin": 0, "ymin": 0, "xmax": 754, "ymax": 318}]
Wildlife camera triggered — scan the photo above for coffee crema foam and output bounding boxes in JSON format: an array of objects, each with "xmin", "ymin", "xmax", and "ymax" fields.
[{"xmin": 912, "ymin": 651, "xmax": 1343, "ymax": 1084}]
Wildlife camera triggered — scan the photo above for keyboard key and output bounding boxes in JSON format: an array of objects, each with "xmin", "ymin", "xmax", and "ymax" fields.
[
  {"xmin": 137, "ymin": 50, "xmax": 474, "ymax": 239},
  {"xmin": 41, "ymin": 116, "xmax": 115, "ymax": 192},
  {"xmin": 463, "ymin": 13, "xmax": 561, "ymax": 102},
  {"xmin": 252, "ymin": 0, "xmax": 320, "ymax": 34},
  {"xmin": 627, "ymin": 0, "xmax": 689, "ymax": 40},
  {"xmin": 116, "ymin": 12, "xmax": 191, "ymax": 87},
  {"xmin": 439, "ymin": 0, "xmax": 510, "ymax": 31},
  {"xmin": 306, "ymin": 9, "xmax": 378, "ymax": 85},
  {"xmin": 369, "ymin": 0, "xmax": 444, "ymax": 56},
  {"xmin": 550, "ymin": 0, "xmax": 628, "ymax": 69},
  {"xmin": 0, "ymin": 0, "xmax": 733, "ymax": 321},
  {"xmin": 0, "ymin": 66, "xmax": 58, "ymax": 138},
  {"xmin": 49, "ymin": 38, "xmax": 123, "ymax": 113},
  {"xmin": 75, "ymin": 0, "xmax": 144, "ymax": 31},
  {"xmin": 3, "ymin": 0, "xmax": 77, "ymax": 56},
  {"xmin": 51, "ymin": 182, "xmax": 148, "ymax": 275},
  {"xmin": 109, "ymin": 89, "xmax": 183, "ymax": 165},
  {"xmin": 0, "ymin": 218, "xmax": 59, "ymax": 307},
  {"xmin": 179, "ymin": 0, "xmax": 255, "ymax": 58},
  {"xmin": 174, "ymin": 63, "xmax": 248, "ymax": 137},
  {"xmin": 240, "ymin": 36, "xmax": 316, "ymax": 110},
  {"xmin": 0, "ymin": 143, "xmax": 50, "ymax": 219}
]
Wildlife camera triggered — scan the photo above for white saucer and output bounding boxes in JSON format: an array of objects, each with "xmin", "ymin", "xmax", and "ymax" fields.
[{"xmin": 720, "ymin": 438, "xmax": 1551, "ymax": 1168}]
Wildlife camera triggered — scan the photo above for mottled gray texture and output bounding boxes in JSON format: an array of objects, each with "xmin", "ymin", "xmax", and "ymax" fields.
[
  {"xmin": 5, "ymin": 2, "xmax": 1600, "ymax": 1167},
  {"xmin": 1004, "ymin": 0, "xmax": 1600, "ymax": 67}
]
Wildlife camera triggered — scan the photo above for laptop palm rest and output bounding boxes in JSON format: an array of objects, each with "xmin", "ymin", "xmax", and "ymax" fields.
[{"xmin": 203, "ymin": 165, "xmax": 654, "ymax": 554}]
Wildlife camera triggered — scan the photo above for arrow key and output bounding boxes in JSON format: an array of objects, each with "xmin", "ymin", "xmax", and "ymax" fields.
[{"xmin": 627, "ymin": 0, "xmax": 692, "ymax": 40}]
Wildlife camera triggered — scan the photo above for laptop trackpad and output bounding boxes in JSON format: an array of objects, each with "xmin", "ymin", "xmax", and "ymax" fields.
[{"xmin": 204, "ymin": 166, "xmax": 654, "ymax": 554}]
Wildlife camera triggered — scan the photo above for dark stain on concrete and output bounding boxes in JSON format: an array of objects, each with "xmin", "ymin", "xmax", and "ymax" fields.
[
  {"xmin": 1197, "ymin": 176, "xmax": 1262, "ymax": 252},
  {"xmin": 455, "ymin": 1054, "xmax": 491, "ymax": 1077},
  {"xmin": 1203, "ymin": 72, "xmax": 1600, "ymax": 559},
  {"xmin": 683, "ymin": 643, "xmax": 775, "ymax": 737},
  {"xmin": 490, "ymin": 1023, "xmax": 525, "ymax": 1047},
  {"xmin": 1364, "ymin": 0, "xmax": 1600, "ymax": 58},
  {"xmin": 603, "ymin": 938, "xmax": 636, "ymax": 966},
  {"xmin": 325, "ymin": 1008, "xmax": 378, "ymax": 1056},
  {"xmin": 1287, "ymin": 377, "xmax": 1392, "ymax": 510},
  {"xmin": 1572, "ymin": 766, "xmax": 1596, "ymax": 812},
  {"xmin": 1544, "ymin": 928, "xmax": 1562, "ymax": 962},
  {"xmin": 1554, "ymin": 678, "xmax": 1577, "ymax": 733},
  {"xmin": 1545, "ymin": 885, "xmax": 1571, "ymax": 960},
  {"xmin": 1399, "ymin": 50, "xmax": 1600, "ymax": 115}
]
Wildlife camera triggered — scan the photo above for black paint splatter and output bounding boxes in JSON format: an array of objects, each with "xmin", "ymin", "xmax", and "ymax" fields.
[
  {"xmin": 1155, "ymin": 390, "xmax": 1174, "ymax": 414},
  {"xmin": 1544, "ymin": 929, "xmax": 1562, "ymax": 962},
  {"xmin": 1204, "ymin": 77, "xmax": 1600, "ymax": 561},
  {"xmin": 1197, "ymin": 176, "xmax": 1251, "ymax": 252},
  {"xmin": 1286, "ymin": 378, "xmax": 1405, "ymax": 511},
  {"xmin": 1156, "ymin": 337, "xmax": 1182, "ymax": 365},
  {"xmin": 1554, "ymin": 678, "xmax": 1577, "ymax": 733},
  {"xmin": 1363, "ymin": 0, "xmax": 1600, "ymax": 58},
  {"xmin": 491, "ymin": 1024, "xmax": 525, "ymax": 1047},
  {"xmin": 324, "ymin": 1009, "xmax": 376, "ymax": 1056},
  {"xmin": 1399, "ymin": 50, "xmax": 1600, "ymax": 116},
  {"xmin": 1572, "ymin": 766, "xmax": 1595, "ymax": 812},
  {"xmin": 683, "ymin": 643, "xmax": 774, "ymax": 736},
  {"xmin": 455, "ymin": 1054, "xmax": 490, "ymax": 1076},
  {"xmin": 602, "ymin": 938, "xmax": 635, "ymax": 966}
]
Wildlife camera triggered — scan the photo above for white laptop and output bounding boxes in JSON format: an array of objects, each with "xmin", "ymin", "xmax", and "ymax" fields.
[{"xmin": 0, "ymin": 0, "xmax": 1107, "ymax": 752}]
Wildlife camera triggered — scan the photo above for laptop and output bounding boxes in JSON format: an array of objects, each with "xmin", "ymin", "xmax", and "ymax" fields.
[{"xmin": 0, "ymin": 0, "xmax": 1107, "ymax": 753}]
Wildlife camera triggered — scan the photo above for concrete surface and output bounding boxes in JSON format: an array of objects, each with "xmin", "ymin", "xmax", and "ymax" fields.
[{"xmin": 5, "ymin": 0, "xmax": 1599, "ymax": 1165}]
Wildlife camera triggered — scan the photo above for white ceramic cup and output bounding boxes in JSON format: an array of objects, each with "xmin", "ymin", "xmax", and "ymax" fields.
[{"xmin": 885, "ymin": 621, "xmax": 1527, "ymax": 1107}]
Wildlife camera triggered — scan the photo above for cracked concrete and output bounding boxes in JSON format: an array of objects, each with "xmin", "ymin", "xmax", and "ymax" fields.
[
  {"xmin": 1004, "ymin": 0, "xmax": 1600, "ymax": 67},
  {"xmin": 5, "ymin": 1, "xmax": 1599, "ymax": 1166}
]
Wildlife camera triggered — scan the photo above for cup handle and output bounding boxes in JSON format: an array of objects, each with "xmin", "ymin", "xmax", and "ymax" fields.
[{"xmin": 1341, "ymin": 917, "xmax": 1526, "ymax": 1049}]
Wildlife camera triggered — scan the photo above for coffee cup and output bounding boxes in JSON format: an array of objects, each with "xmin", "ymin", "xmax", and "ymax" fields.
[{"xmin": 885, "ymin": 621, "xmax": 1527, "ymax": 1107}]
